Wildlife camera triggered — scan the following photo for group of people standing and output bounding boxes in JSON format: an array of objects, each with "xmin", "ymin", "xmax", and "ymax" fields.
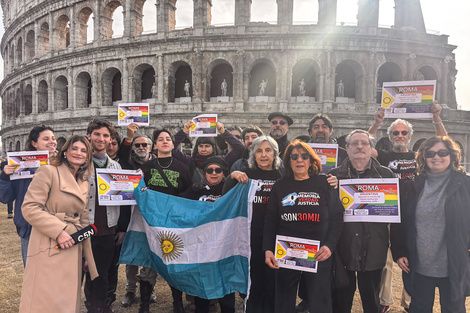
[{"xmin": 2, "ymin": 102, "xmax": 469, "ymax": 313}]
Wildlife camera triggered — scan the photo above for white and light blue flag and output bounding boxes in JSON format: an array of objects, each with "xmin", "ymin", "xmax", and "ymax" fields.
[{"xmin": 119, "ymin": 179, "xmax": 257, "ymax": 299}]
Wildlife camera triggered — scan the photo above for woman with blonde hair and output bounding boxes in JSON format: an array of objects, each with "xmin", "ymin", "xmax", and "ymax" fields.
[{"xmin": 19, "ymin": 135, "xmax": 98, "ymax": 313}]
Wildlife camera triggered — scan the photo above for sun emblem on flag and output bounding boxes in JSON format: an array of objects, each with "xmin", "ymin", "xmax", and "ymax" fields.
[{"xmin": 157, "ymin": 231, "xmax": 184, "ymax": 261}]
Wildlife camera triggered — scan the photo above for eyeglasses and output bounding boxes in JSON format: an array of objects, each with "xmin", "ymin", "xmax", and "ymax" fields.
[
  {"xmin": 349, "ymin": 141, "xmax": 370, "ymax": 147},
  {"xmin": 205, "ymin": 167, "xmax": 223, "ymax": 174},
  {"xmin": 425, "ymin": 149, "xmax": 450, "ymax": 158},
  {"xmin": 392, "ymin": 130, "xmax": 409, "ymax": 136},
  {"xmin": 290, "ymin": 153, "xmax": 310, "ymax": 161},
  {"xmin": 271, "ymin": 120, "xmax": 287, "ymax": 126},
  {"xmin": 134, "ymin": 143, "xmax": 148, "ymax": 148}
]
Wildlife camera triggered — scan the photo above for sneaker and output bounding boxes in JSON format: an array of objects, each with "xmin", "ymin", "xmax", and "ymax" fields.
[
  {"xmin": 121, "ymin": 292, "xmax": 136, "ymax": 307},
  {"xmin": 295, "ymin": 299, "xmax": 309, "ymax": 313},
  {"xmin": 7, "ymin": 213, "xmax": 13, "ymax": 218},
  {"xmin": 150, "ymin": 292, "xmax": 157, "ymax": 304},
  {"xmin": 380, "ymin": 305, "xmax": 391, "ymax": 313}
]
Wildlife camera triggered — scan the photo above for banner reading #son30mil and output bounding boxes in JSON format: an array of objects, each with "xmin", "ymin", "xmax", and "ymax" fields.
[
  {"xmin": 96, "ymin": 169, "xmax": 142, "ymax": 205},
  {"xmin": 339, "ymin": 178, "xmax": 400, "ymax": 223},
  {"xmin": 381, "ymin": 80, "xmax": 436, "ymax": 119}
]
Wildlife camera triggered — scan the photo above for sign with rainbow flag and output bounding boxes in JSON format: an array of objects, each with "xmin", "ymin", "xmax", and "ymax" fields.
[
  {"xmin": 7, "ymin": 150, "xmax": 49, "ymax": 180},
  {"xmin": 189, "ymin": 114, "xmax": 217, "ymax": 137},
  {"xmin": 308, "ymin": 143, "xmax": 338, "ymax": 174},
  {"xmin": 118, "ymin": 103, "xmax": 150, "ymax": 126},
  {"xmin": 96, "ymin": 169, "xmax": 142, "ymax": 205},
  {"xmin": 381, "ymin": 80, "xmax": 436, "ymax": 118},
  {"xmin": 275, "ymin": 235, "xmax": 319, "ymax": 273},
  {"xmin": 339, "ymin": 178, "xmax": 400, "ymax": 223}
]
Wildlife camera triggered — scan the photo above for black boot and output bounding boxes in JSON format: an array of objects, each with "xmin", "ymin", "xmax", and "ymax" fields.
[
  {"xmin": 138, "ymin": 281, "xmax": 152, "ymax": 313},
  {"xmin": 171, "ymin": 287, "xmax": 185, "ymax": 313}
]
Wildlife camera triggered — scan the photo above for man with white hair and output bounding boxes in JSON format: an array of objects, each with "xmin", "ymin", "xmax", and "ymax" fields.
[{"xmin": 368, "ymin": 101, "xmax": 447, "ymax": 313}]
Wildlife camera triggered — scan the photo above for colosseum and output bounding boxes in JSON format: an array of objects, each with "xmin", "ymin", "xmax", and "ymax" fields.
[{"xmin": 1, "ymin": 0, "xmax": 469, "ymax": 166}]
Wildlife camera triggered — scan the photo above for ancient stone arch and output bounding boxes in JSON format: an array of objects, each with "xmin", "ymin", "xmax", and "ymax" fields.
[
  {"xmin": 248, "ymin": 60, "xmax": 276, "ymax": 97},
  {"xmin": 55, "ymin": 14, "xmax": 71, "ymax": 50},
  {"xmin": 102, "ymin": 1, "xmax": 124, "ymax": 40},
  {"xmin": 15, "ymin": 88, "xmax": 21, "ymax": 118},
  {"xmin": 102, "ymin": 67, "xmax": 122, "ymax": 106},
  {"xmin": 54, "ymin": 75, "xmax": 69, "ymax": 110},
  {"xmin": 76, "ymin": 71, "xmax": 92, "ymax": 108},
  {"xmin": 16, "ymin": 37, "xmax": 22, "ymax": 64},
  {"xmin": 335, "ymin": 59, "xmax": 364, "ymax": 102},
  {"xmin": 39, "ymin": 22, "xmax": 50, "ymax": 56},
  {"xmin": 24, "ymin": 84, "xmax": 33, "ymax": 115},
  {"xmin": 77, "ymin": 7, "xmax": 94, "ymax": 46},
  {"xmin": 25, "ymin": 30, "xmax": 35, "ymax": 61},
  {"xmin": 168, "ymin": 61, "xmax": 193, "ymax": 102},
  {"xmin": 208, "ymin": 60, "xmax": 234, "ymax": 99},
  {"xmin": 132, "ymin": 63, "xmax": 156, "ymax": 102},
  {"xmin": 38, "ymin": 80, "xmax": 49, "ymax": 113},
  {"xmin": 376, "ymin": 61, "xmax": 404, "ymax": 103},
  {"xmin": 291, "ymin": 59, "xmax": 320, "ymax": 99}
]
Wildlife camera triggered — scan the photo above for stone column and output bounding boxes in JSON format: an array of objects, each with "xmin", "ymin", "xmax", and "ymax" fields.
[
  {"xmin": 440, "ymin": 58, "xmax": 450, "ymax": 105},
  {"xmin": 394, "ymin": 0, "xmax": 426, "ymax": 32},
  {"xmin": 277, "ymin": 0, "xmax": 293, "ymax": 26},
  {"xmin": 31, "ymin": 75, "xmax": 38, "ymax": 114},
  {"xmin": 92, "ymin": 61, "xmax": 99, "ymax": 107},
  {"xmin": 67, "ymin": 66, "xmax": 74, "ymax": 109},
  {"xmin": 357, "ymin": 0, "xmax": 379, "ymax": 28},
  {"xmin": 21, "ymin": 28, "xmax": 26, "ymax": 64},
  {"xmin": 157, "ymin": 54, "xmax": 164, "ymax": 102},
  {"xmin": 318, "ymin": 0, "xmax": 337, "ymax": 26},
  {"xmin": 235, "ymin": 0, "xmax": 251, "ymax": 26},
  {"xmin": 93, "ymin": 0, "xmax": 101, "ymax": 43},
  {"xmin": 124, "ymin": 0, "xmax": 132, "ymax": 37},
  {"xmin": 122, "ymin": 57, "xmax": 129, "ymax": 102},
  {"xmin": 193, "ymin": 50, "xmax": 204, "ymax": 106},
  {"xmin": 49, "ymin": 13, "xmax": 55, "ymax": 53},
  {"xmin": 47, "ymin": 71, "xmax": 53, "ymax": 111},
  {"xmin": 69, "ymin": 5, "xmax": 75, "ymax": 48},
  {"xmin": 194, "ymin": 0, "xmax": 212, "ymax": 28},
  {"xmin": 234, "ymin": 49, "xmax": 245, "ymax": 101}
]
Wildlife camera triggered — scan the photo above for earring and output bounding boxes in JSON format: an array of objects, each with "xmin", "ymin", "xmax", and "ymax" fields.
[{"xmin": 64, "ymin": 155, "xmax": 67, "ymax": 159}]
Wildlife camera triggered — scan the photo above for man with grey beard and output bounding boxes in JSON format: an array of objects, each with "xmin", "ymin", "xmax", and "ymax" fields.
[{"xmin": 120, "ymin": 133, "xmax": 157, "ymax": 308}]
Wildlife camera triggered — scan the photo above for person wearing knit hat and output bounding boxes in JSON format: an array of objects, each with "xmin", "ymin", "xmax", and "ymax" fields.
[
  {"xmin": 183, "ymin": 155, "xmax": 235, "ymax": 313},
  {"xmin": 171, "ymin": 121, "xmax": 245, "ymax": 185}
]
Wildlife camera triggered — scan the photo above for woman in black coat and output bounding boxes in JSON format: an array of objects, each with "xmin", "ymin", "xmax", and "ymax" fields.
[{"xmin": 391, "ymin": 136, "xmax": 470, "ymax": 313}]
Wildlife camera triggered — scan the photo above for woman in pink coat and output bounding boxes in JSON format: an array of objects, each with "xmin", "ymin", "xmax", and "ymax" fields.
[{"xmin": 19, "ymin": 135, "xmax": 98, "ymax": 313}]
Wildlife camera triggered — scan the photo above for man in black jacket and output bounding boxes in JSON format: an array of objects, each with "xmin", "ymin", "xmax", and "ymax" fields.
[{"xmin": 329, "ymin": 129, "xmax": 395, "ymax": 313}]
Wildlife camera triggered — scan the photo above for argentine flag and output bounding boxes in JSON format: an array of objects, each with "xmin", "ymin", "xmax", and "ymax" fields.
[{"xmin": 119, "ymin": 179, "xmax": 257, "ymax": 299}]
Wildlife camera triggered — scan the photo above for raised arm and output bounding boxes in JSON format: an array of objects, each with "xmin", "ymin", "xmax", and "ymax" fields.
[{"xmin": 431, "ymin": 101, "xmax": 447, "ymax": 136}]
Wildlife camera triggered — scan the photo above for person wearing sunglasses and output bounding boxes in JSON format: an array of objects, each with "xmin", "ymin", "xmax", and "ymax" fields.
[
  {"xmin": 263, "ymin": 139, "xmax": 344, "ymax": 313},
  {"xmin": 184, "ymin": 156, "xmax": 236, "ymax": 313},
  {"xmin": 173, "ymin": 120, "xmax": 245, "ymax": 185},
  {"xmin": 329, "ymin": 129, "xmax": 395, "ymax": 313},
  {"xmin": 391, "ymin": 136, "xmax": 470, "ymax": 313},
  {"xmin": 368, "ymin": 101, "xmax": 447, "ymax": 313},
  {"xmin": 268, "ymin": 112, "xmax": 294, "ymax": 158}
]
